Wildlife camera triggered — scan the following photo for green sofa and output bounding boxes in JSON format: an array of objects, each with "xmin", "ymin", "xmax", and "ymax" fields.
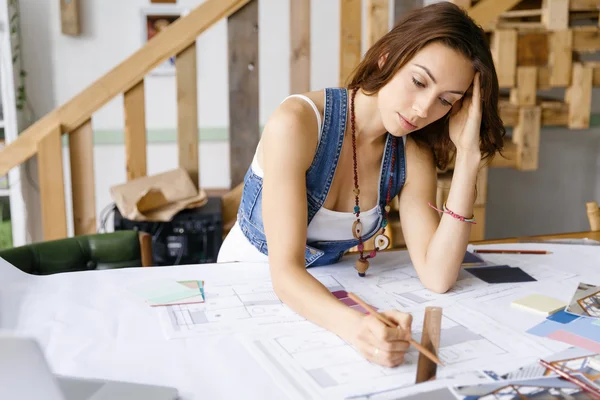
[{"xmin": 0, "ymin": 231, "xmax": 153, "ymax": 275}]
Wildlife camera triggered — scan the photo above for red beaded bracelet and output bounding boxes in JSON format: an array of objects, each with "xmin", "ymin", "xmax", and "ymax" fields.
[{"xmin": 428, "ymin": 202, "xmax": 477, "ymax": 224}]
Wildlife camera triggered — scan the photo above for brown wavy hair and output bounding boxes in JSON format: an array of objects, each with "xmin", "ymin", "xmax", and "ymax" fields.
[{"xmin": 347, "ymin": 2, "xmax": 505, "ymax": 170}]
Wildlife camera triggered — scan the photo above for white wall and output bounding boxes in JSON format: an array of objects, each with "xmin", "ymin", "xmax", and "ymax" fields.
[
  {"xmin": 13, "ymin": 0, "xmax": 600, "ymax": 241},
  {"xmin": 19, "ymin": 0, "xmax": 347, "ymax": 128},
  {"xmin": 16, "ymin": 0, "xmax": 346, "ymax": 240}
]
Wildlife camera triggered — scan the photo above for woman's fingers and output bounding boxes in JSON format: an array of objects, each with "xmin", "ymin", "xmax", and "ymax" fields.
[
  {"xmin": 380, "ymin": 310, "xmax": 413, "ymax": 339},
  {"xmin": 355, "ymin": 337, "xmax": 407, "ymax": 368}
]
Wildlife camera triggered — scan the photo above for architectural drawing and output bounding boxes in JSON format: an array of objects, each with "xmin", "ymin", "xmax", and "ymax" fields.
[
  {"xmin": 158, "ymin": 275, "xmax": 345, "ymax": 338},
  {"xmin": 243, "ymin": 304, "xmax": 553, "ymax": 400}
]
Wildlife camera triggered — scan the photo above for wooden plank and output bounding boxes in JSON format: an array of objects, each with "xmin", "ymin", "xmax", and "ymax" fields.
[
  {"xmin": 591, "ymin": 63, "xmax": 600, "ymax": 85},
  {"xmin": 228, "ymin": 0, "xmax": 259, "ymax": 187},
  {"xmin": 586, "ymin": 201, "xmax": 600, "ymax": 231},
  {"xmin": 573, "ymin": 26, "xmax": 600, "ymax": 53},
  {"xmin": 513, "ymin": 106, "xmax": 542, "ymax": 171},
  {"xmin": 436, "ymin": 172, "xmax": 452, "ymax": 209},
  {"xmin": 568, "ymin": 63, "xmax": 593, "ymax": 128},
  {"xmin": 69, "ymin": 119, "xmax": 96, "ymax": 236},
  {"xmin": 542, "ymin": 0, "xmax": 569, "ymax": 30},
  {"xmin": 340, "ymin": 0, "xmax": 362, "ymax": 86},
  {"xmin": 176, "ymin": 43, "xmax": 199, "ymax": 189},
  {"xmin": 60, "ymin": 0, "xmax": 81, "ymax": 36},
  {"xmin": 489, "ymin": 141, "xmax": 517, "ymax": 168},
  {"xmin": 290, "ymin": 0, "xmax": 311, "ymax": 94},
  {"xmin": 0, "ymin": 0, "xmax": 251, "ymax": 177},
  {"xmin": 448, "ymin": 0, "xmax": 471, "ymax": 9},
  {"xmin": 510, "ymin": 67, "xmax": 538, "ymax": 105},
  {"xmin": 517, "ymin": 32, "xmax": 548, "ymax": 66},
  {"xmin": 37, "ymin": 126, "xmax": 68, "ymax": 240},
  {"xmin": 366, "ymin": 0, "xmax": 389, "ymax": 48},
  {"xmin": 467, "ymin": 0, "xmax": 524, "ymax": 28},
  {"xmin": 537, "ymin": 66, "xmax": 551, "ymax": 89},
  {"xmin": 475, "ymin": 166, "xmax": 488, "ymax": 206},
  {"xmin": 138, "ymin": 232, "xmax": 154, "ymax": 267},
  {"xmin": 496, "ymin": 22, "xmax": 546, "ymax": 30},
  {"xmin": 500, "ymin": 100, "xmax": 569, "ymax": 126},
  {"xmin": 124, "ymin": 80, "xmax": 147, "ymax": 181},
  {"xmin": 548, "ymin": 30, "xmax": 573, "ymax": 86},
  {"xmin": 491, "ymin": 30, "xmax": 517, "ymax": 88},
  {"xmin": 570, "ymin": 0, "xmax": 600, "ymax": 11},
  {"xmin": 394, "ymin": 0, "xmax": 423, "ymax": 24},
  {"xmin": 415, "ymin": 307, "xmax": 442, "ymax": 383},
  {"xmin": 469, "ymin": 206, "xmax": 486, "ymax": 241},
  {"xmin": 502, "ymin": 9, "xmax": 543, "ymax": 18}
]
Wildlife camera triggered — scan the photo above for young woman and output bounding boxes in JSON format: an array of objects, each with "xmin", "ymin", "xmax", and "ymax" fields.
[{"xmin": 218, "ymin": 2, "xmax": 504, "ymax": 368}]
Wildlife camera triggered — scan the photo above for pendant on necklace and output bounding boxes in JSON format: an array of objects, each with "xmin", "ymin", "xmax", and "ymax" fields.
[
  {"xmin": 355, "ymin": 258, "xmax": 369, "ymax": 277},
  {"xmin": 352, "ymin": 220, "xmax": 363, "ymax": 239},
  {"xmin": 375, "ymin": 234, "xmax": 390, "ymax": 250}
]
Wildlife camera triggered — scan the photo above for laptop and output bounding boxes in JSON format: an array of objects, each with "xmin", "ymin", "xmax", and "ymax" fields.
[{"xmin": 0, "ymin": 333, "xmax": 180, "ymax": 400}]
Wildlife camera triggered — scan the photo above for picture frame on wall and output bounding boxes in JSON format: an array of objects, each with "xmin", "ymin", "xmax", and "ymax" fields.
[{"xmin": 141, "ymin": 6, "xmax": 190, "ymax": 76}]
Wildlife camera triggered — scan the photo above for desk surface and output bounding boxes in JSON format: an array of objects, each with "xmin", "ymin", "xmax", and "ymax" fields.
[{"xmin": 1, "ymin": 235, "xmax": 599, "ymax": 399}]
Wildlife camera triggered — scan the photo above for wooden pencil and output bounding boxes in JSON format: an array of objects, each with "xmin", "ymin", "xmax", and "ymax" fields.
[
  {"xmin": 474, "ymin": 249, "xmax": 552, "ymax": 255},
  {"xmin": 347, "ymin": 292, "xmax": 444, "ymax": 367}
]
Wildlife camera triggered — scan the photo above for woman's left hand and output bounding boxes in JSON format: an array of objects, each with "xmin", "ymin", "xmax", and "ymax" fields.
[{"xmin": 448, "ymin": 72, "xmax": 482, "ymax": 154}]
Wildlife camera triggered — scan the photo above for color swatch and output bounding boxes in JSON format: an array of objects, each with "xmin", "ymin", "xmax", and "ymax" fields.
[
  {"xmin": 332, "ymin": 290, "xmax": 372, "ymax": 314},
  {"xmin": 465, "ymin": 265, "xmax": 537, "ymax": 283},
  {"xmin": 527, "ymin": 310, "xmax": 600, "ymax": 353}
]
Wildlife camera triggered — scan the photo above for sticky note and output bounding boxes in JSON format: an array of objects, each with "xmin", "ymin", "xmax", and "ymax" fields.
[
  {"xmin": 547, "ymin": 310, "xmax": 579, "ymax": 324},
  {"xmin": 511, "ymin": 294, "xmax": 566, "ymax": 316},
  {"xmin": 129, "ymin": 279, "xmax": 201, "ymax": 305}
]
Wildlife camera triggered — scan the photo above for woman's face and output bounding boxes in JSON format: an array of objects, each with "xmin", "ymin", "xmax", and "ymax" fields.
[{"xmin": 377, "ymin": 41, "xmax": 475, "ymax": 136}]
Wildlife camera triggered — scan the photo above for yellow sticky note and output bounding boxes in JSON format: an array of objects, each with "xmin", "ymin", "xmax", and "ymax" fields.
[{"xmin": 511, "ymin": 294, "xmax": 566, "ymax": 316}]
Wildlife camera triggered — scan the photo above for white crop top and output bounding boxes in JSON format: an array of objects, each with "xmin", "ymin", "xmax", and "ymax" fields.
[{"xmin": 250, "ymin": 94, "xmax": 399, "ymax": 242}]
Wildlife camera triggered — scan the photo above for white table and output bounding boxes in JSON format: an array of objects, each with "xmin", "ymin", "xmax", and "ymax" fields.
[
  {"xmin": 1, "ymin": 259, "xmax": 290, "ymax": 400},
  {"xmin": 1, "ymin": 243, "xmax": 599, "ymax": 399}
]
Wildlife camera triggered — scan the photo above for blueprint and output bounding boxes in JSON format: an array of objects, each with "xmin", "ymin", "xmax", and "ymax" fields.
[
  {"xmin": 242, "ymin": 303, "xmax": 555, "ymax": 400},
  {"xmin": 154, "ymin": 244, "xmax": 598, "ymax": 398}
]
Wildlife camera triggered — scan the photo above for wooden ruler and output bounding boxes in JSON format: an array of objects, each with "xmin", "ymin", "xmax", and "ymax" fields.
[{"xmin": 415, "ymin": 306, "xmax": 443, "ymax": 383}]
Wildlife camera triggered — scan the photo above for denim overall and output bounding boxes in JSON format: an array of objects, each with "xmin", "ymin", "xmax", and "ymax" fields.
[{"xmin": 237, "ymin": 88, "xmax": 407, "ymax": 267}]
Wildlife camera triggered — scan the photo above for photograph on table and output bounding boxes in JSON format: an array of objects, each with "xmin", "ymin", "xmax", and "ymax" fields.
[
  {"xmin": 566, "ymin": 282, "xmax": 600, "ymax": 318},
  {"xmin": 454, "ymin": 348, "xmax": 600, "ymax": 399}
]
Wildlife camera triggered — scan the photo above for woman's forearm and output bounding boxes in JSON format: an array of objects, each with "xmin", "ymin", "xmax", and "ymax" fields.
[
  {"xmin": 422, "ymin": 150, "xmax": 481, "ymax": 292},
  {"xmin": 271, "ymin": 264, "xmax": 362, "ymax": 340}
]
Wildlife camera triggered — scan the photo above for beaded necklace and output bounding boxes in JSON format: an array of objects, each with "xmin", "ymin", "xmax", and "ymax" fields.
[{"xmin": 350, "ymin": 88, "xmax": 396, "ymax": 277}]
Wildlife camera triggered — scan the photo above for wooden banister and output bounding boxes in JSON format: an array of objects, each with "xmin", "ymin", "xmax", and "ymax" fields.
[{"xmin": 0, "ymin": 0, "xmax": 250, "ymax": 176}]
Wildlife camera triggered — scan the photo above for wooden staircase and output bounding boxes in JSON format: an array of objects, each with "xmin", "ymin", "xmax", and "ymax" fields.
[{"xmin": 1, "ymin": 0, "xmax": 591, "ymax": 248}]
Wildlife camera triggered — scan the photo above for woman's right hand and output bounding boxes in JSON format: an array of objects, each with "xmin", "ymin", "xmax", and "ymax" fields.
[{"xmin": 348, "ymin": 310, "xmax": 413, "ymax": 368}]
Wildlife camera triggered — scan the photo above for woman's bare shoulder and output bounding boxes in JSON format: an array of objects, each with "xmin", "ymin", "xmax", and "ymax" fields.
[{"xmin": 260, "ymin": 90, "xmax": 326, "ymax": 170}]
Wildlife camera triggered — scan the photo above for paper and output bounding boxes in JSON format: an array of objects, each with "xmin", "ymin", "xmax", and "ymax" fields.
[
  {"xmin": 110, "ymin": 167, "xmax": 208, "ymax": 222},
  {"xmin": 5, "ymin": 243, "xmax": 597, "ymax": 400},
  {"xmin": 128, "ymin": 279, "xmax": 204, "ymax": 306},
  {"xmin": 511, "ymin": 294, "xmax": 566, "ymax": 316},
  {"xmin": 465, "ymin": 265, "xmax": 537, "ymax": 284},
  {"xmin": 242, "ymin": 303, "xmax": 554, "ymax": 400},
  {"xmin": 527, "ymin": 310, "xmax": 600, "ymax": 353},
  {"xmin": 565, "ymin": 282, "xmax": 600, "ymax": 318},
  {"xmin": 462, "ymin": 251, "xmax": 486, "ymax": 266},
  {"xmin": 157, "ymin": 276, "xmax": 351, "ymax": 338}
]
